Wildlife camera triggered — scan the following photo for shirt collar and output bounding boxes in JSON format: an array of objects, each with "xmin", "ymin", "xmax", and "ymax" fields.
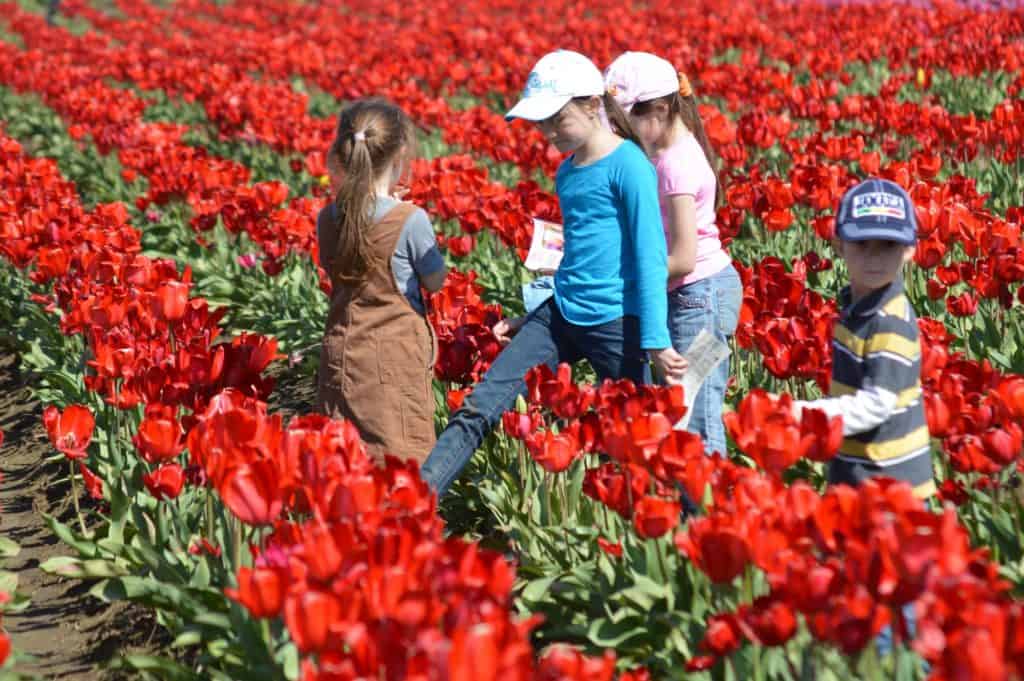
[{"xmin": 840, "ymin": 276, "xmax": 905, "ymax": 319}]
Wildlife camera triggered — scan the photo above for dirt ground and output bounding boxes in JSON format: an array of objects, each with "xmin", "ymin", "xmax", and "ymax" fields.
[{"xmin": 0, "ymin": 353, "xmax": 160, "ymax": 680}]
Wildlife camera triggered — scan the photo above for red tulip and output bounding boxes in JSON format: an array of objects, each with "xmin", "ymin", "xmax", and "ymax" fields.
[
  {"xmin": 446, "ymin": 235, "xmax": 475, "ymax": 257},
  {"xmin": 536, "ymin": 645, "xmax": 616, "ymax": 681},
  {"xmin": 739, "ymin": 596, "xmax": 798, "ymax": 646},
  {"xmin": 799, "ymin": 406, "xmax": 843, "ymax": 462},
  {"xmin": 188, "ymin": 538, "xmax": 222, "ymax": 558},
  {"xmin": 632, "ymin": 496, "xmax": 681, "ymax": 539},
  {"xmin": 226, "ymin": 566, "xmax": 285, "ymax": 618},
  {"xmin": 154, "ymin": 280, "xmax": 189, "ymax": 322},
  {"xmin": 946, "ymin": 292, "xmax": 978, "ymax": 317},
  {"xmin": 701, "ymin": 613, "xmax": 742, "ymax": 656},
  {"xmin": 618, "ymin": 669, "xmax": 652, "ymax": 681},
  {"xmin": 133, "ymin": 413, "xmax": 185, "ymax": 463},
  {"xmin": 724, "ymin": 390, "xmax": 808, "ymax": 478},
  {"xmin": 283, "ymin": 588, "xmax": 341, "ymax": 654},
  {"xmin": 143, "ymin": 463, "xmax": 185, "ymax": 501},
  {"xmin": 447, "ymin": 387, "xmax": 469, "ymax": 412},
  {"xmin": 218, "ymin": 459, "xmax": 283, "ymax": 526},
  {"xmin": 597, "ymin": 537, "xmax": 623, "ymax": 558},
  {"xmin": 677, "ymin": 517, "xmax": 750, "ymax": 584},
  {"xmin": 301, "ymin": 522, "xmax": 343, "ymax": 582},
  {"xmin": 526, "ymin": 424, "xmax": 580, "ymax": 473},
  {"xmin": 78, "ymin": 463, "xmax": 104, "ymax": 500},
  {"xmin": 43, "ymin": 404, "xmax": 95, "ymax": 460},
  {"xmin": 685, "ymin": 655, "xmax": 716, "ymax": 672}
]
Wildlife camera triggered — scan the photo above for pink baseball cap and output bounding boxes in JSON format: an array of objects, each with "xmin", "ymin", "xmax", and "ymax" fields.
[{"xmin": 603, "ymin": 51, "xmax": 679, "ymax": 112}]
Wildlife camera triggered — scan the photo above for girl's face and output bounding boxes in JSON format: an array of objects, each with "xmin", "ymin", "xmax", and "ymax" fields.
[
  {"xmin": 536, "ymin": 99, "xmax": 600, "ymax": 154},
  {"xmin": 628, "ymin": 100, "xmax": 672, "ymax": 154}
]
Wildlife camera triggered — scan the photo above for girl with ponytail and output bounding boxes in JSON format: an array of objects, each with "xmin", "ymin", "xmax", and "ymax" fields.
[
  {"xmin": 317, "ymin": 98, "xmax": 448, "ymax": 464},
  {"xmin": 605, "ymin": 52, "xmax": 743, "ymax": 457}
]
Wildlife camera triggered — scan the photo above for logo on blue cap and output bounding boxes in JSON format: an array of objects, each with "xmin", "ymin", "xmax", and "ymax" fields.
[{"xmin": 851, "ymin": 192, "xmax": 907, "ymax": 220}]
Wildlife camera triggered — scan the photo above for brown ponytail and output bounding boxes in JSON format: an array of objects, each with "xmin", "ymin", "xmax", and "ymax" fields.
[
  {"xmin": 328, "ymin": 98, "xmax": 415, "ymax": 283},
  {"xmin": 632, "ymin": 89, "xmax": 724, "ymax": 208},
  {"xmin": 600, "ymin": 93, "xmax": 645, "ymax": 152}
]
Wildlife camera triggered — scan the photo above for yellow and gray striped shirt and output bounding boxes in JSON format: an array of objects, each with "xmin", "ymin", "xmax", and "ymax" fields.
[{"xmin": 797, "ymin": 277, "xmax": 935, "ymax": 499}]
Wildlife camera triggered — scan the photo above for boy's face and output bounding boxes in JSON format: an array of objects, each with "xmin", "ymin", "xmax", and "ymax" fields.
[{"xmin": 837, "ymin": 239, "xmax": 916, "ymax": 294}]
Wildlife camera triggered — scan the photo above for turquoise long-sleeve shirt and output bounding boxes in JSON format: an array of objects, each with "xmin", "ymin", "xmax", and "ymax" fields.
[{"xmin": 553, "ymin": 140, "xmax": 671, "ymax": 349}]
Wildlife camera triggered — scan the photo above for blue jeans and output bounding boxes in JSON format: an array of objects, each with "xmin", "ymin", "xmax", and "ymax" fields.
[
  {"xmin": 420, "ymin": 298, "xmax": 650, "ymax": 496},
  {"xmin": 667, "ymin": 264, "xmax": 742, "ymax": 456}
]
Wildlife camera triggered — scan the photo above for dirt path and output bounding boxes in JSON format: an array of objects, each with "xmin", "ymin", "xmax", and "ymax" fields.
[{"xmin": 0, "ymin": 353, "xmax": 157, "ymax": 680}]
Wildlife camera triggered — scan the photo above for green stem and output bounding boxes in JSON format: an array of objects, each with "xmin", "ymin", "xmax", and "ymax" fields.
[
  {"xmin": 107, "ymin": 400, "xmax": 124, "ymax": 471},
  {"xmin": 260, "ymin": 617, "xmax": 272, "ymax": 646},
  {"xmin": 783, "ymin": 639, "xmax": 801, "ymax": 681},
  {"xmin": 745, "ymin": 566, "xmax": 764, "ymax": 681},
  {"xmin": 231, "ymin": 514, "xmax": 242, "ymax": 573},
  {"xmin": 861, "ymin": 643, "xmax": 886, "ymax": 681},
  {"xmin": 69, "ymin": 459, "xmax": 88, "ymax": 537},
  {"xmin": 654, "ymin": 536, "xmax": 670, "ymax": 584},
  {"xmin": 206, "ymin": 487, "xmax": 216, "ymax": 545}
]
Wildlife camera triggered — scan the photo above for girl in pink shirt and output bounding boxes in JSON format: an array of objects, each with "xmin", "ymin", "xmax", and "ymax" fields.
[{"xmin": 606, "ymin": 52, "xmax": 742, "ymax": 456}]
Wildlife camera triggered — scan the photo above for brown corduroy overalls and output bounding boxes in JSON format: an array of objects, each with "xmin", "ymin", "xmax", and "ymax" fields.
[{"xmin": 316, "ymin": 202, "xmax": 437, "ymax": 464}]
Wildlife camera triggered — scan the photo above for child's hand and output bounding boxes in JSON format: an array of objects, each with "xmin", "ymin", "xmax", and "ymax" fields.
[
  {"xmin": 650, "ymin": 347, "xmax": 688, "ymax": 385},
  {"xmin": 493, "ymin": 316, "xmax": 525, "ymax": 346}
]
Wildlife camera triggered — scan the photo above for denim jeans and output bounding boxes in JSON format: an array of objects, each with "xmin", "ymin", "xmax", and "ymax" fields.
[
  {"xmin": 522, "ymin": 275, "xmax": 555, "ymax": 315},
  {"xmin": 420, "ymin": 298, "xmax": 650, "ymax": 496},
  {"xmin": 667, "ymin": 264, "xmax": 743, "ymax": 456},
  {"xmin": 872, "ymin": 602, "xmax": 929, "ymax": 671}
]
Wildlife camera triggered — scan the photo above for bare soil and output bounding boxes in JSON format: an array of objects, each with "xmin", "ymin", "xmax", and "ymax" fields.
[{"xmin": 0, "ymin": 353, "xmax": 161, "ymax": 680}]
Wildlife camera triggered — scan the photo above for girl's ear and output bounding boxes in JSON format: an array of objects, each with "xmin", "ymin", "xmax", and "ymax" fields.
[
  {"xmin": 903, "ymin": 245, "xmax": 917, "ymax": 263},
  {"xmin": 580, "ymin": 96, "xmax": 602, "ymax": 119}
]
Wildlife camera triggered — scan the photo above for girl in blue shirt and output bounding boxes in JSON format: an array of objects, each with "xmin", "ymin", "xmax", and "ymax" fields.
[{"xmin": 420, "ymin": 50, "xmax": 687, "ymax": 496}]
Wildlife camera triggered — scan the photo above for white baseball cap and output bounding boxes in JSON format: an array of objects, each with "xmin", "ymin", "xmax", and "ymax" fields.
[
  {"xmin": 505, "ymin": 50, "xmax": 605, "ymax": 121},
  {"xmin": 604, "ymin": 51, "xmax": 679, "ymax": 112}
]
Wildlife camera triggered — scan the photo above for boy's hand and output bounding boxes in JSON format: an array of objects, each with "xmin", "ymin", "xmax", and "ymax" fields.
[
  {"xmin": 493, "ymin": 316, "xmax": 525, "ymax": 346},
  {"xmin": 650, "ymin": 347, "xmax": 688, "ymax": 385}
]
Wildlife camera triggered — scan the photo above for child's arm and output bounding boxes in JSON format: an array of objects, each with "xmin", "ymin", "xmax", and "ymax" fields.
[
  {"xmin": 618, "ymin": 157, "xmax": 671, "ymax": 350},
  {"xmin": 663, "ymin": 195, "xmax": 699, "ymax": 280},
  {"xmin": 406, "ymin": 209, "xmax": 448, "ymax": 293},
  {"xmin": 795, "ymin": 315, "xmax": 921, "ymax": 436},
  {"xmin": 794, "ymin": 384, "xmax": 898, "ymax": 436}
]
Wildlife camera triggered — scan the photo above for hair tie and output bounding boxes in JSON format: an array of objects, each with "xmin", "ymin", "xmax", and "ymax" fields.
[
  {"xmin": 353, "ymin": 130, "xmax": 367, "ymax": 142},
  {"xmin": 678, "ymin": 73, "xmax": 693, "ymax": 98},
  {"xmin": 606, "ymin": 84, "xmax": 619, "ymax": 97}
]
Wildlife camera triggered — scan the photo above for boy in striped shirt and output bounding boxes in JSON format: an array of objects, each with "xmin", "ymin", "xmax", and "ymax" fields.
[{"xmin": 795, "ymin": 178, "xmax": 935, "ymax": 499}]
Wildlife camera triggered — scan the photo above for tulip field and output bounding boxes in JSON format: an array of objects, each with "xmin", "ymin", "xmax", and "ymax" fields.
[{"xmin": 1, "ymin": 0, "xmax": 1024, "ymax": 678}]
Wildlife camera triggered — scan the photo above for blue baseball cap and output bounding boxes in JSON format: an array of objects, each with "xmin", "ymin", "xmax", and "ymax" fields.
[{"xmin": 835, "ymin": 178, "xmax": 917, "ymax": 245}]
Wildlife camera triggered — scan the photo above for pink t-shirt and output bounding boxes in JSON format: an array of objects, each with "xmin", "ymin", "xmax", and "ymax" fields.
[{"xmin": 653, "ymin": 134, "xmax": 731, "ymax": 290}]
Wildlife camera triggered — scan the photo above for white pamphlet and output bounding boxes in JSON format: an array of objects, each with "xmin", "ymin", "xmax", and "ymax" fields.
[
  {"xmin": 674, "ymin": 329, "xmax": 731, "ymax": 431},
  {"xmin": 524, "ymin": 218, "xmax": 564, "ymax": 273}
]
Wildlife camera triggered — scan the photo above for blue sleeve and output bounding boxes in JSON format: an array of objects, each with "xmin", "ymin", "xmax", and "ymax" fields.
[{"xmin": 617, "ymin": 147, "xmax": 670, "ymax": 349}]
